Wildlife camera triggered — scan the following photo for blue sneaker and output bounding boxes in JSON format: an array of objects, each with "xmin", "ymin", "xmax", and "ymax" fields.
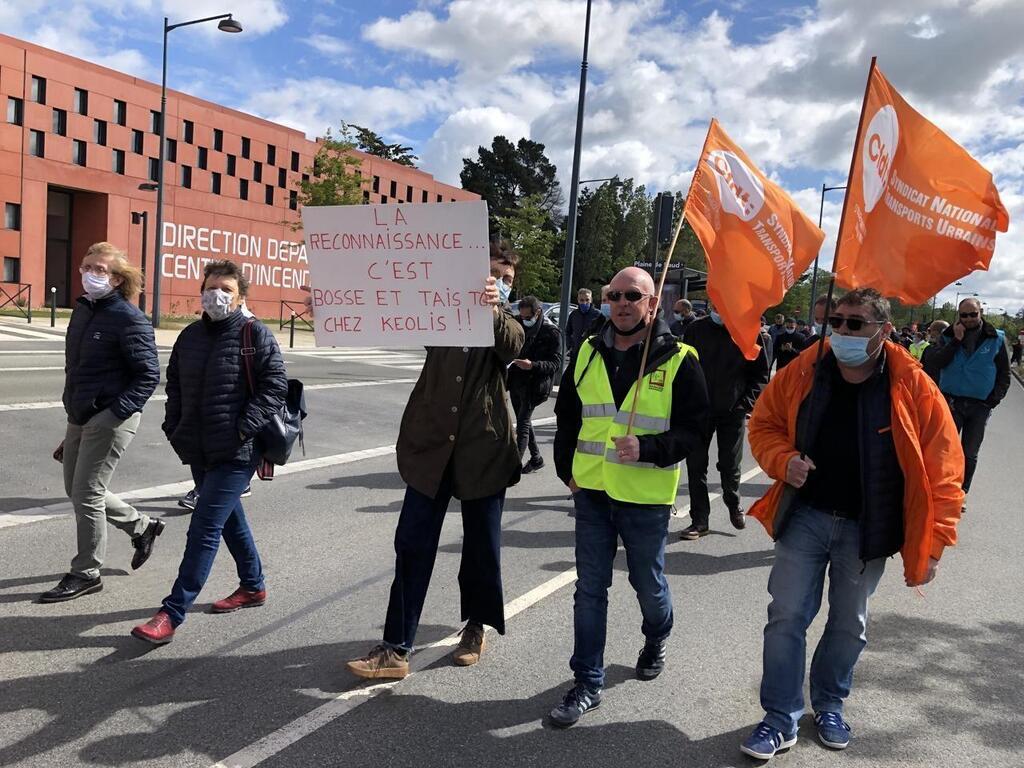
[
  {"xmin": 815, "ymin": 711, "xmax": 851, "ymax": 749},
  {"xmin": 740, "ymin": 721, "xmax": 798, "ymax": 760}
]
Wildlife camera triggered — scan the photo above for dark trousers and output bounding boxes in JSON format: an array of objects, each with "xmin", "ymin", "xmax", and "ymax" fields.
[
  {"xmin": 510, "ymin": 389, "xmax": 540, "ymax": 462},
  {"xmin": 383, "ymin": 467, "xmax": 506, "ymax": 652},
  {"xmin": 162, "ymin": 458, "xmax": 263, "ymax": 626},
  {"xmin": 570, "ymin": 490, "xmax": 672, "ymax": 689},
  {"xmin": 685, "ymin": 410, "xmax": 746, "ymax": 527},
  {"xmin": 949, "ymin": 397, "xmax": 992, "ymax": 493}
]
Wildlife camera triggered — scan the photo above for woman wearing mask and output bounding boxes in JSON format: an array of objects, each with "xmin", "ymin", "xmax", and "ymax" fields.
[
  {"xmin": 131, "ymin": 260, "xmax": 287, "ymax": 644},
  {"xmin": 41, "ymin": 243, "xmax": 162, "ymax": 603}
]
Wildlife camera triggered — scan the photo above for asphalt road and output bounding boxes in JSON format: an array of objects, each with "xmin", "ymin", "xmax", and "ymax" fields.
[{"xmin": 1, "ymin": 317, "xmax": 1022, "ymax": 768}]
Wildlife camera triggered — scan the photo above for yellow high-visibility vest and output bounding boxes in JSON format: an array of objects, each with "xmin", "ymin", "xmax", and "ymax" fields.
[{"xmin": 571, "ymin": 338, "xmax": 696, "ymax": 505}]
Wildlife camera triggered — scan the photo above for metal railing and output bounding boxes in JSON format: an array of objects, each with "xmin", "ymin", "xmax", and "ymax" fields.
[
  {"xmin": 279, "ymin": 299, "xmax": 313, "ymax": 332},
  {"xmin": 0, "ymin": 283, "xmax": 32, "ymax": 323}
]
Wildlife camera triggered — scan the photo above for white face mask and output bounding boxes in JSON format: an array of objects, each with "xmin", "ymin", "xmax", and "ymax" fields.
[
  {"xmin": 201, "ymin": 288, "xmax": 235, "ymax": 321},
  {"xmin": 522, "ymin": 316, "xmax": 537, "ymax": 328},
  {"xmin": 81, "ymin": 271, "xmax": 114, "ymax": 300},
  {"xmin": 496, "ymin": 280, "xmax": 512, "ymax": 304}
]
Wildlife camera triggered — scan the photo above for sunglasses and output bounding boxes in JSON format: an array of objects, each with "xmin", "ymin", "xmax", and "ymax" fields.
[
  {"xmin": 606, "ymin": 290, "xmax": 649, "ymax": 303},
  {"xmin": 959, "ymin": 311, "xmax": 979, "ymax": 319},
  {"xmin": 828, "ymin": 315, "xmax": 884, "ymax": 332}
]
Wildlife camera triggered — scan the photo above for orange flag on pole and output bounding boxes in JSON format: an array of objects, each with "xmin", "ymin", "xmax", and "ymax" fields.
[
  {"xmin": 684, "ymin": 119, "xmax": 825, "ymax": 361},
  {"xmin": 834, "ymin": 62, "xmax": 1009, "ymax": 302}
]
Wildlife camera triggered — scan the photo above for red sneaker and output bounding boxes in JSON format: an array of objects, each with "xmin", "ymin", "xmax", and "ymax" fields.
[
  {"xmin": 131, "ymin": 611, "xmax": 175, "ymax": 644},
  {"xmin": 211, "ymin": 587, "xmax": 267, "ymax": 613}
]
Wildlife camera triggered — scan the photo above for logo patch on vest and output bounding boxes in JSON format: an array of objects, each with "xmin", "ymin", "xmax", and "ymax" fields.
[{"xmin": 648, "ymin": 369, "xmax": 666, "ymax": 391}]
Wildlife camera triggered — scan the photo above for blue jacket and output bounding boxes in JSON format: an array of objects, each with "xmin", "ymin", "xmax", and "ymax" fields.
[
  {"xmin": 63, "ymin": 292, "xmax": 160, "ymax": 425},
  {"xmin": 163, "ymin": 309, "xmax": 287, "ymax": 468},
  {"xmin": 935, "ymin": 322, "xmax": 1010, "ymax": 406}
]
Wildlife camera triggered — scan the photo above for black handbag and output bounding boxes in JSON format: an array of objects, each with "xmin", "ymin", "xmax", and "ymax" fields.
[{"xmin": 241, "ymin": 319, "xmax": 307, "ymax": 478}]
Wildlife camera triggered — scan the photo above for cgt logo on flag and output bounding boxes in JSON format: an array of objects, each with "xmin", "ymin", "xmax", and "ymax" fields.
[
  {"xmin": 862, "ymin": 105, "xmax": 899, "ymax": 213},
  {"xmin": 706, "ymin": 150, "xmax": 765, "ymax": 222}
]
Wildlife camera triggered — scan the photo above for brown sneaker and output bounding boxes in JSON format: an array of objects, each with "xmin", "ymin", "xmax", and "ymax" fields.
[
  {"xmin": 452, "ymin": 622, "xmax": 486, "ymax": 666},
  {"xmin": 346, "ymin": 644, "xmax": 409, "ymax": 679}
]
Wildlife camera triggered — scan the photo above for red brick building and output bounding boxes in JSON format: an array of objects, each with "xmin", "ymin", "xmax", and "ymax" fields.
[{"xmin": 0, "ymin": 33, "xmax": 477, "ymax": 318}]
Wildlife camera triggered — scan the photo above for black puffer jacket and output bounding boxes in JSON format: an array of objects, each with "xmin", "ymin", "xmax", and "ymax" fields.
[
  {"xmin": 507, "ymin": 317, "xmax": 563, "ymax": 405},
  {"xmin": 163, "ymin": 309, "xmax": 287, "ymax": 468},
  {"xmin": 63, "ymin": 292, "xmax": 160, "ymax": 425},
  {"xmin": 683, "ymin": 316, "xmax": 769, "ymax": 415}
]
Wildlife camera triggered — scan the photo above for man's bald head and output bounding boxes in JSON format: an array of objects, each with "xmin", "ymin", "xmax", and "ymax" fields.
[
  {"xmin": 606, "ymin": 267, "xmax": 659, "ymax": 338},
  {"xmin": 610, "ymin": 266, "xmax": 655, "ymax": 294}
]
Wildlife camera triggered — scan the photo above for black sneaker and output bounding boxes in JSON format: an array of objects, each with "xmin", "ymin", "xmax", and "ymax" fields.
[
  {"xmin": 131, "ymin": 519, "xmax": 166, "ymax": 570},
  {"xmin": 549, "ymin": 682, "xmax": 602, "ymax": 728},
  {"xmin": 729, "ymin": 506, "xmax": 746, "ymax": 530},
  {"xmin": 521, "ymin": 456, "xmax": 545, "ymax": 474},
  {"xmin": 240, "ymin": 485, "xmax": 252, "ymax": 498},
  {"xmin": 636, "ymin": 638, "xmax": 667, "ymax": 680},
  {"xmin": 39, "ymin": 574, "xmax": 103, "ymax": 603},
  {"xmin": 679, "ymin": 523, "xmax": 709, "ymax": 541},
  {"xmin": 178, "ymin": 489, "xmax": 198, "ymax": 511}
]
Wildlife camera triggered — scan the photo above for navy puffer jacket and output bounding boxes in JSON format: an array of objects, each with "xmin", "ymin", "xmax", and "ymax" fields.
[
  {"xmin": 63, "ymin": 292, "xmax": 160, "ymax": 425},
  {"xmin": 163, "ymin": 309, "xmax": 287, "ymax": 468}
]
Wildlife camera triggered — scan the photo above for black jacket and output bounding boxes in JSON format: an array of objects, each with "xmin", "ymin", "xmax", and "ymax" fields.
[
  {"xmin": 63, "ymin": 292, "xmax": 160, "ymax": 425},
  {"xmin": 669, "ymin": 313, "xmax": 697, "ymax": 339},
  {"xmin": 553, "ymin": 317, "xmax": 710, "ymax": 487},
  {"xmin": 929, "ymin": 321, "xmax": 1010, "ymax": 408},
  {"xmin": 683, "ymin": 317, "xmax": 770, "ymax": 416},
  {"xmin": 163, "ymin": 309, "xmax": 287, "ymax": 468},
  {"xmin": 774, "ymin": 330, "xmax": 804, "ymax": 369},
  {"xmin": 507, "ymin": 317, "xmax": 563, "ymax": 405},
  {"xmin": 565, "ymin": 306, "xmax": 604, "ymax": 353}
]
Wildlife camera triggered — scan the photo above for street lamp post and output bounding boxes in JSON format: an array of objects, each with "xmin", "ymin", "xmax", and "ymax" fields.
[
  {"xmin": 808, "ymin": 183, "xmax": 847, "ymax": 325},
  {"xmin": 557, "ymin": 0, "xmax": 593, "ymax": 345},
  {"xmin": 131, "ymin": 210, "xmax": 149, "ymax": 312},
  {"xmin": 153, "ymin": 13, "xmax": 241, "ymax": 328}
]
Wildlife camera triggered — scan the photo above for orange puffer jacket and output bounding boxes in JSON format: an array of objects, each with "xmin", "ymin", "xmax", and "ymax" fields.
[{"xmin": 748, "ymin": 340, "xmax": 965, "ymax": 585}]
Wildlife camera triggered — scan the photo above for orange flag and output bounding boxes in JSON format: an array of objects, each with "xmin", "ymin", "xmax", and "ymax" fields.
[
  {"xmin": 684, "ymin": 119, "xmax": 825, "ymax": 360},
  {"xmin": 834, "ymin": 63, "xmax": 1009, "ymax": 302}
]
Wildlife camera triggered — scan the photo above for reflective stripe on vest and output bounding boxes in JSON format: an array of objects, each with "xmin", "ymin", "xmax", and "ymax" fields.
[{"xmin": 571, "ymin": 339, "xmax": 696, "ymax": 505}]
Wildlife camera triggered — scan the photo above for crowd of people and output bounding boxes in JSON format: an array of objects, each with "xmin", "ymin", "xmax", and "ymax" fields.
[{"xmin": 43, "ymin": 239, "xmax": 1014, "ymax": 761}]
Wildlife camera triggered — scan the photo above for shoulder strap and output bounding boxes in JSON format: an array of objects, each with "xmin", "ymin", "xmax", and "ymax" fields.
[{"xmin": 241, "ymin": 319, "xmax": 257, "ymax": 395}]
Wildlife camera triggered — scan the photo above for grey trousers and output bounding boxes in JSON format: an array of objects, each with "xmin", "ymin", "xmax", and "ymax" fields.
[{"xmin": 63, "ymin": 409, "xmax": 149, "ymax": 579}]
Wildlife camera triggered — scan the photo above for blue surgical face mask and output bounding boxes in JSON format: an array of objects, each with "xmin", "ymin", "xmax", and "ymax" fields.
[
  {"xmin": 522, "ymin": 316, "xmax": 537, "ymax": 328},
  {"xmin": 812, "ymin": 322, "xmax": 832, "ymax": 337},
  {"xmin": 579, "ymin": 302, "xmax": 591, "ymax": 313},
  {"xmin": 496, "ymin": 280, "xmax": 511, "ymax": 304},
  {"xmin": 600, "ymin": 303, "xmax": 611, "ymax": 318},
  {"xmin": 710, "ymin": 310, "xmax": 724, "ymax": 326},
  {"xmin": 830, "ymin": 328, "xmax": 882, "ymax": 366},
  {"xmin": 673, "ymin": 312, "xmax": 683, "ymax": 322}
]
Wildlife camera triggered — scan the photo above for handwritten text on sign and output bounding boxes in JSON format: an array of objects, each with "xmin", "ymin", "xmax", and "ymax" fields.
[{"xmin": 302, "ymin": 201, "xmax": 494, "ymax": 348}]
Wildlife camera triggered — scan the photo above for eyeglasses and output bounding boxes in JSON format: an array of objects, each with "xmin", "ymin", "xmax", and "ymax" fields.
[
  {"xmin": 606, "ymin": 290, "xmax": 649, "ymax": 303},
  {"xmin": 79, "ymin": 265, "xmax": 110, "ymax": 276},
  {"xmin": 959, "ymin": 311, "xmax": 979, "ymax": 319},
  {"xmin": 828, "ymin": 315, "xmax": 884, "ymax": 332}
]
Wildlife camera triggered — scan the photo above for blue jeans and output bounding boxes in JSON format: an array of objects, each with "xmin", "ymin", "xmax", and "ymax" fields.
[
  {"xmin": 161, "ymin": 458, "xmax": 264, "ymax": 626},
  {"xmin": 760, "ymin": 505, "xmax": 886, "ymax": 735},
  {"xmin": 570, "ymin": 491, "xmax": 673, "ymax": 690}
]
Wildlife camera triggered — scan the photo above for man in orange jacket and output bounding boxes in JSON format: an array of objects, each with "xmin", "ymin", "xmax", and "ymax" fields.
[{"xmin": 739, "ymin": 288, "xmax": 964, "ymax": 761}]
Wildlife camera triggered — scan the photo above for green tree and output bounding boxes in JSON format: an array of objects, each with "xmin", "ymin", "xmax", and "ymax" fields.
[
  {"xmin": 494, "ymin": 194, "xmax": 558, "ymax": 300},
  {"xmin": 287, "ymin": 125, "xmax": 365, "ymax": 230},
  {"xmin": 573, "ymin": 179, "xmax": 652, "ymax": 294},
  {"xmin": 461, "ymin": 136, "xmax": 563, "ymax": 231},
  {"xmin": 347, "ymin": 122, "xmax": 418, "ymax": 167}
]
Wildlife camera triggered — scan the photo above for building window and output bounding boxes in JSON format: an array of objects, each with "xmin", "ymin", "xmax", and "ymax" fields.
[
  {"xmin": 239, "ymin": 178, "xmax": 249, "ymax": 201},
  {"xmin": 180, "ymin": 165, "xmax": 192, "ymax": 188},
  {"xmin": 3, "ymin": 257, "xmax": 20, "ymax": 283},
  {"xmin": 73, "ymin": 88, "xmax": 88, "ymax": 115},
  {"xmin": 197, "ymin": 146, "xmax": 208, "ymax": 170},
  {"xmin": 313, "ymin": 156, "xmax": 323, "ymax": 176},
  {"xmin": 72, "ymin": 139, "xmax": 87, "ymax": 166},
  {"xmin": 421, "ymin": 190, "xmax": 428, "ymax": 203},
  {"xmin": 226, "ymin": 154, "xmax": 236, "ymax": 176},
  {"xmin": 30, "ymin": 76, "xmax": 46, "ymax": 104},
  {"xmin": 372, "ymin": 175, "xmax": 380, "ymax": 193},
  {"xmin": 182, "ymin": 119, "xmax": 194, "ymax": 144},
  {"xmin": 112, "ymin": 148, "xmax": 125, "ymax": 175},
  {"xmin": 150, "ymin": 110, "xmax": 161, "ymax": 134},
  {"xmin": 390, "ymin": 180, "xmax": 397, "ymax": 198},
  {"xmin": 291, "ymin": 150, "xmax": 299, "ymax": 172},
  {"xmin": 52, "ymin": 108, "xmax": 67, "ymax": 136},
  {"xmin": 213, "ymin": 128, "xmax": 223, "ymax": 152},
  {"xmin": 130, "ymin": 129, "xmax": 143, "ymax": 155},
  {"xmin": 265, "ymin": 184, "xmax": 273, "ymax": 205},
  {"xmin": 164, "ymin": 138, "xmax": 177, "ymax": 162},
  {"xmin": 241, "ymin": 136, "xmax": 250, "ymax": 159},
  {"xmin": 29, "ymin": 130, "xmax": 44, "ymax": 157},
  {"xmin": 406, "ymin": 185, "xmax": 413, "ymax": 202},
  {"xmin": 266, "ymin": 144, "xmax": 276, "ymax": 165},
  {"xmin": 362, "ymin": 190, "xmax": 370, "ymax": 204},
  {"xmin": 148, "ymin": 157, "xmax": 159, "ymax": 181},
  {"xmin": 7, "ymin": 97, "xmax": 23, "ymax": 125},
  {"xmin": 211, "ymin": 172, "xmax": 221, "ymax": 195},
  {"xmin": 93, "ymin": 119, "xmax": 107, "ymax": 146},
  {"xmin": 253, "ymin": 161, "xmax": 262, "ymax": 183},
  {"xmin": 113, "ymin": 99, "xmax": 127, "ymax": 126},
  {"xmin": 277, "ymin": 167, "xmax": 286, "ymax": 189},
  {"xmin": 301, "ymin": 173, "xmax": 309, "ymax": 185},
  {"xmin": 437, "ymin": 194, "xmax": 443, "ymax": 202},
  {"xmin": 4, "ymin": 202, "xmax": 21, "ymax": 230},
  {"xmin": 289, "ymin": 189, "xmax": 297, "ymax": 211}
]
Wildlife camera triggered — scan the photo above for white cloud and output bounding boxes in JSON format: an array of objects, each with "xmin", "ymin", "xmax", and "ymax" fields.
[
  {"xmin": 306, "ymin": 33, "xmax": 352, "ymax": 58},
  {"xmin": 420, "ymin": 107, "xmax": 531, "ymax": 184}
]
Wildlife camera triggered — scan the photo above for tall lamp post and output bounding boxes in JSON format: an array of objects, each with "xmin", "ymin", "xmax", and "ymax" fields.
[
  {"xmin": 557, "ymin": 0, "xmax": 593, "ymax": 345},
  {"xmin": 131, "ymin": 210, "xmax": 149, "ymax": 312},
  {"xmin": 153, "ymin": 13, "xmax": 242, "ymax": 328},
  {"xmin": 807, "ymin": 183, "xmax": 847, "ymax": 324}
]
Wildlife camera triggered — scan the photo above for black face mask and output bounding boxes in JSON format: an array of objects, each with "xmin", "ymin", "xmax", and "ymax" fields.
[{"xmin": 612, "ymin": 317, "xmax": 647, "ymax": 336}]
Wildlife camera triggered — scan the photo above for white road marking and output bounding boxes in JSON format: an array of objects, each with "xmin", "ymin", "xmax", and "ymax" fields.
[{"xmin": 0, "ymin": 326, "xmax": 66, "ymax": 340}]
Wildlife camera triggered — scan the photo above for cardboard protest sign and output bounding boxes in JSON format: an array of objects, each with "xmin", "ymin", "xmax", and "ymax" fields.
[{"xmin": 302, "ymin": 201, "xmax": 495, "ymax": 348}]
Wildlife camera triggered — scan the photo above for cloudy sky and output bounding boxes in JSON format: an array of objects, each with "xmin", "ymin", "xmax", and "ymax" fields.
[{"xmin": 3, "ymin": 0, "xmax": 1023, "ymax": 312}]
